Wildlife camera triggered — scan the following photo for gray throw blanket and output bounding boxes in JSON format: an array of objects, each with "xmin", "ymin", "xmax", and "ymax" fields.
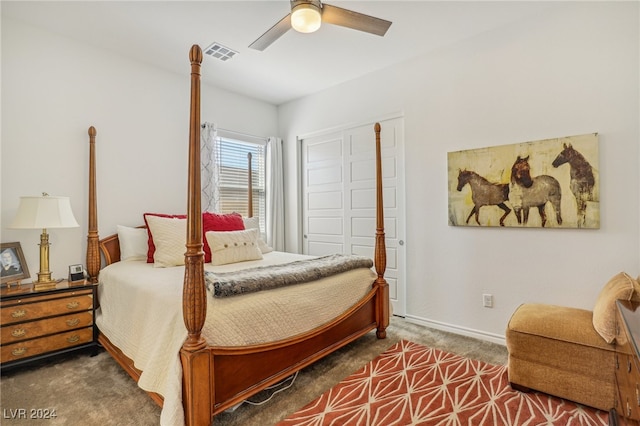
[{"xmin": 205, "ymin": 254, "xmax": 374, "ymax": 297}]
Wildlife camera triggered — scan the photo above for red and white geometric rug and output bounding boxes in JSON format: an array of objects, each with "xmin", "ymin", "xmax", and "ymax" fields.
[{"xmin": 277, "ymin": 340, "xmax": 612, "ymax": 426}]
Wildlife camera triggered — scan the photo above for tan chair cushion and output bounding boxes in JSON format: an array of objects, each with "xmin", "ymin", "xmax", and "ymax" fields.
[
  {"xmin": 508, "ymin": 303, "xmax": 611, "ymax": 350},
  {"xmin": 592, "ymin": 272, "xmax": 639, "ymax": 343}
]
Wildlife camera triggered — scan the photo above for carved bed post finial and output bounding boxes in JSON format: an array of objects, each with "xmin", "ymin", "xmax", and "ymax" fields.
[
  {"xmin": 373, "ymin": 122, "xmax": 389, "ymax": 338},
  {"xmin": 87, "ymin": 126, "xmax": 100, "ymax": 283}
]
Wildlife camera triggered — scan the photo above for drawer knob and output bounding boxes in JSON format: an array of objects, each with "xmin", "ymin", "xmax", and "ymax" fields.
[
  {"xmin": 66, "ymin": 301, "xmax": 80, "ymax": 309},
  {"xmin": 11, "ymin": 309, "xmax": 26, "ymax": 318},
  {"xmin": 67, "ymin": 335, "xmax": 80, "ymax": 343},
  {"xmin": 11, "ymin": 347, "xmax": 27, "ymax": 357},
  {"xmin": 628, "ymin": 359, "xmax": 633, "ymax": 373},
  {"xmin": 66, "ymin": 318, "xmax": 80, "ymax": 327},
  {"xmin": 11, "ymin": 328, "xmax": 26, "ymax": 338}
]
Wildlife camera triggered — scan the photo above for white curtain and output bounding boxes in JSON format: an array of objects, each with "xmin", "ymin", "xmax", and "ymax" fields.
[
  {"xmin": 201, "ymin": 122, "xmax": 219, "ymax": 212},
  {"xmin": 266, "ymin": 137, "xmax": 285, "ymax": 251}
]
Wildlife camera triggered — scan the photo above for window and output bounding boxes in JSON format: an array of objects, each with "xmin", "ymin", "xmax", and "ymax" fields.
[{"xmin": 214, "ymin": 133, "xmax": 267, "ymax": 235}]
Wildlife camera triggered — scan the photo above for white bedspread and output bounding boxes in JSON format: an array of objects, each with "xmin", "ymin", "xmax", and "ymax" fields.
[{"xmin": 95, "ymin": 251, "xmax": 376, "ymax": 426}]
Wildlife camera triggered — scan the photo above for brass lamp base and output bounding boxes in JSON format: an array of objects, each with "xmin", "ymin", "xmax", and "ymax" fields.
[
  {"xmin": 33, "ymin": 229, "xmax": 59, "ymax": 291},
  {"xmin": 33, "ymin": 279, "xmax": 58, "ymax": 291}
]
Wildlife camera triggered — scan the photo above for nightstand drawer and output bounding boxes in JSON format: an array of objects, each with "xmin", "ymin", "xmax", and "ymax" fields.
[
  {"xmin": 1, "ymin": 292, "xmax": 93, "ymax": 325},
  {"xmin": 616, "ymin": 352, "xmax": 640, "ymax": 420},
  {"xmin": 1, "ymin": 311, "xmax": 94, "ymax": 344},
  {"xmin": 615, "ymin": 300, "xmax": 640, "ymax": 424},
  {"xmin": 1, "ymin": 327, "xmax": 93, "ymax": 362},
  {"xmin": 617, "ymin": 385, "xmax": 640, "ymax": 420}
]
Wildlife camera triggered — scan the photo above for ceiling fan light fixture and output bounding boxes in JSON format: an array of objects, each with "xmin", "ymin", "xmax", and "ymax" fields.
[{"xmin": 291, "ymin": 3, "xmax": 322, "ymax": 33}]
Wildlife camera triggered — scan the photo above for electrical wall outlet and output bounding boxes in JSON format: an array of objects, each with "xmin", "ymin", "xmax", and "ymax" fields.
[{"xmin": 483, "ymin": 293, "xmax": 493, "ymax": 308}]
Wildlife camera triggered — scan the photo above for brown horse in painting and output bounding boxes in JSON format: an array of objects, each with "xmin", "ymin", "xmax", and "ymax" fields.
[
  {"xmin": 552, "ymin": 143, "xmax": 595, "ymax": 228},
  {"xmin": 509, "ymin": 156, "xmax": 562, "ymax": 227},
  {"xmin": 457, "ymin": 169, "xmax": 511, "ymax": 226}
]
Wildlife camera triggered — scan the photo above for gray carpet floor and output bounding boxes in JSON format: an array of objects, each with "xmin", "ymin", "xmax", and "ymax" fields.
[{"xmin": 0, "ymin": 317, "xmax": 507, "ymax": 425}]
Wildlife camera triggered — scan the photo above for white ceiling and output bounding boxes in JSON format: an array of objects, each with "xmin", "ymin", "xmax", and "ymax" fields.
[{"xmin": 2, "ymin": 1, "xmax": 558, "ymax": 105}]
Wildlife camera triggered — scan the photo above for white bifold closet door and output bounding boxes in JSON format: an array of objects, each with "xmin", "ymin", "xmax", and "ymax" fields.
[{"xmin": 300, "ymin": 117, "xmax": 406, "ymax": 317}]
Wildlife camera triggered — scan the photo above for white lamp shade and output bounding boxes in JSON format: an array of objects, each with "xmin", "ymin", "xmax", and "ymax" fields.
[
  {"xmin": 291, "ymin": 4, "xmax": 322, "ymax": 33},
  {"xmin": 11, "ymin": 195, "xmax": 79, "ymax": 229}
]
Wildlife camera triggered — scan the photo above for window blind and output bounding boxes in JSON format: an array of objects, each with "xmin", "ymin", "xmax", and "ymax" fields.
[{"xmin": 215, "ymin": 136, "xmax": 267, "ymax": 234}]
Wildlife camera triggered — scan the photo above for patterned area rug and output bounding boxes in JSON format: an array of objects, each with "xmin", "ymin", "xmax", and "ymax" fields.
[{"xmin": 278, "ymin": 340, "xmax": 611, "ymax": 426}]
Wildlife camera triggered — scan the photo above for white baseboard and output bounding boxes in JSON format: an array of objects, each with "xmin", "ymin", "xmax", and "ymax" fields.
[{"xmin": 403, "ymin": 314, "xmax": 506, "ymax": 346}]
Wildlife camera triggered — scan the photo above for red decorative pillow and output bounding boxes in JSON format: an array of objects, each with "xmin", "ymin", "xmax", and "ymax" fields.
[
  {"xmin": 202, "ymin": 212, "xmax": 245, "ymax": 262},
  {"xmin": 144, "ymin": 212, "xmax": 245, "ymax": 263},
  {"xmin": 203, "ymin": 212, "xmax": 245, "ymax": 231}
]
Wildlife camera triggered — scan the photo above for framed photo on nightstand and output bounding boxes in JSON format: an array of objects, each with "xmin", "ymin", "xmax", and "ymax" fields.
[{"xmin": 1, "ymin": 242, "xmax": 30, "ymax": 286}]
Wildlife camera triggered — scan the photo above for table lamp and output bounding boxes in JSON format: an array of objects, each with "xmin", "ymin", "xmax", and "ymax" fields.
[{"xmin": 10, "ymin": 193, "xmax": 79, "ymax": 290}]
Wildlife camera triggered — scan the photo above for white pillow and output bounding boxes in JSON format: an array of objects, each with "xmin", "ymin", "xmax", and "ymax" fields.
[
  {"xmin": 242, "ymin": 216, "xmax": 273, "ymax": 254},
  {"xmin": 145, "ymin": 215, "xmax": 186, "ymax": 267},
  {"xmin": 205, "ymin": 229, "xmax": 263, "ymax": 266},
  {"xmin": 116, "ymin": 225, "xmax": 148, "ymax": 262}
]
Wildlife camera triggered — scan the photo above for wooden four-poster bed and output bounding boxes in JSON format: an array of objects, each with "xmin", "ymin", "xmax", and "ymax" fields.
[{"xmin": 85, "ymin": 44, "xmax": 389, "ymax": 426}]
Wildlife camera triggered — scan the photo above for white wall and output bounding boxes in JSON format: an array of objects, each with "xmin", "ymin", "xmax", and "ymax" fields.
[
  {"xmin": 1, "ymin": 18, "xmax": 278, "ymax": 281},
  {"xmin": 279, "ymin": 2, "xmax": 640, "ymax": 342}
]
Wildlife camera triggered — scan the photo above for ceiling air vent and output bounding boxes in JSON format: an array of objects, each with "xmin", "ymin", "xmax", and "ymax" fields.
[{"xmin": 204, "ymin": 42, "xmax": 238, "ymax": 62}]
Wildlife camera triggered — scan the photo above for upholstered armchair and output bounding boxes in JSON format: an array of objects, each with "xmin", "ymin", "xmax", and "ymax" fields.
[{"xmin": 506, "ymin": 272, "xmax": 640, "ymax": 411}]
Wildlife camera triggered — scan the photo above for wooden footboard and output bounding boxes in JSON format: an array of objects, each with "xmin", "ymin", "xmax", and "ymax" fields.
[
  {"xmin": 94, "ymin": 283, "xmax": 381, "ymax": 416},
  {"xmin": 210, "ymin": 288, "xmax": 378, "ymax": 414},
  {"xmin": 87, "ymin": 44, "xmax": 388, "ymax": 426}
]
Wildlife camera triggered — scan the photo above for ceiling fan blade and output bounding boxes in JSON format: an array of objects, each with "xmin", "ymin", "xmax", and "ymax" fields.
[
  {"xmin": 249, "ymin": 13, "xmax": 292, "ymax": 51},
  {"xmin": 321, "ymin": 3, "xmax": 391, "ymax": 36}
]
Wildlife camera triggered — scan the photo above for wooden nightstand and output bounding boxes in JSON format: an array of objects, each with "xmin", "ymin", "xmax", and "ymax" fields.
[
  {"xmin": 612, "ymin": 300, "xmax": 640, "ymax": 425},
  {"xmin": 0, "ymin": 280, "xmax": 98, "ymax": 369}
]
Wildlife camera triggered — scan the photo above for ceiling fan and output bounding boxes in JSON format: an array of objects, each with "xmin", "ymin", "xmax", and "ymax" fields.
[{"xmin": 249, "ymin": 0, "xmax": 392, "ymax": 51}]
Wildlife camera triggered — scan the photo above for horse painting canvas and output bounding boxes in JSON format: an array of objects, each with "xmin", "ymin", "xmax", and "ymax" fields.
[{"xmin": 448, "ymin": 133, "xmax": 598, "ymax": 228}]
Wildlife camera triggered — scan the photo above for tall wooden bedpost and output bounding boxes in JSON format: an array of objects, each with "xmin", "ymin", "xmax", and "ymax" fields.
[
  {"xmin": 86, "ymin": 126, "xmax": 100, "ymax": 283},
  {"xmin": 247, "ymin": 152, "xmax": 253, "ymax": 217},
  {"xmin": 374, "ymin": 123, "xmax": 389, "ymax": 338},
  {"xmin": 180, "ymin": 44, "xmax": 212, "ymax": 426}
]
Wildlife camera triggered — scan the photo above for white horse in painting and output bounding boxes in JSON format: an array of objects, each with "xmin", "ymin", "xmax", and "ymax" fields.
[{"xmin": 509, "ymin": 156, "xmax": 562, "ymax": 227}]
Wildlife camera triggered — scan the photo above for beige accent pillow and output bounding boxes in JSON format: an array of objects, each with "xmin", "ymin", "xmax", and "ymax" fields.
[
  {"xmin": 116, "ymin": 225, "xmax": 148, "ymax": 262},
  {"xmin": 145, "ymin": 215, "xmax": 186, "ymax": 267},
  {"xmin": 242, "ymin": 216, "xmax": 273, "ymax": 254},
  {"xmin": 592, "ymin": 272, "xmax": 638, "ymax": 343},
  {"xmin": 205, "ymin": 229, "xmax": 263, "ymax": 266}
]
